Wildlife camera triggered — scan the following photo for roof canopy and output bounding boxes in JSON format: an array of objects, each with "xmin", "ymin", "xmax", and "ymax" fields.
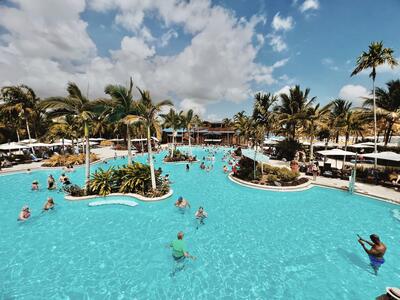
[
  {"xmin": 317, "ymin": 149, "xmax": 356, "ymax": 156},
  {"xmin": 0, "ymin": 142, "xmax": 29, "ymax": 150},
  {"xmin": 363, "ymin": 151, "xmax": 400, "ymax": 162},
  {"xmin": 242, "ymin": 149, "xmax": 270, "ymax": 163},
  {"xmin": 348, "ymin": 143, "xmax": 374, "ymax": 149}
]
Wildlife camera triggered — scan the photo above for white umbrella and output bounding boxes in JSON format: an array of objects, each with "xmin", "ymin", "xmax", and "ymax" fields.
[
  {"xmin": 19, "ymin": 138, "xmax": 37, "ymax": 144},
  {"xmin": 348, "ymin": 143, "xmax": 374, "ymax": 149},
  {"xmin": 0, "ymin": 142, "xmax": 29, "ymax": 150},
  {"xmin": 363, "ymin": 151, "xmax": 400, "ymax": 162},
  {"xmin": 26, "ymin": 143, "xmax": 53, "ymax": 148},
  {"xmin": 317, "ymin": 149, "xmax": 356, "ymax": 156}
]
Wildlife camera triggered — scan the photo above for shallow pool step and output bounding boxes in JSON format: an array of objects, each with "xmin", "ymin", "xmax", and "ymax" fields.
[{"xmin": 88, "ymin": 199, "xmax": 139, "ymax": 207}]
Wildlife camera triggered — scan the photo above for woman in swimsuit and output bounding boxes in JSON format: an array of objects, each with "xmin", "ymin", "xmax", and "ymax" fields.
[
  {"xmin": 47, "ymin": 175, "xmax": 56, "ymax": 190},
  {"xmin": 31, "ymin": 180, "xmax": 39, "ymax": 191},
  {"xmin": 43, "ymin": 197, "xmax": 55, "ymax": 211},
  {"xmin": 18, "ymin": 206, "xmax": 31, "ymax": 221}
]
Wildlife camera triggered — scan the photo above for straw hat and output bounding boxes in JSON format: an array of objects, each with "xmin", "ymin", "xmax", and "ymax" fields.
[{"xmin": 386, "ymin": 287, "xmax": 400, "ymax": 300}]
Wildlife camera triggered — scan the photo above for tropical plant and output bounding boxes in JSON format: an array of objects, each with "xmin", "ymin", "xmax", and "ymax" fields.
[
  {"xmin": 104, "ymin": 77, "xmax": 138, "ymax": 164},
  {"xmin": 42, "ymin": 153, "xmax": 99, "ymax": 167},
  {"xmin": 117, "ymin": 163, "xmax": 152, "ymax": 194},
  {"xmin": 351, "ymin": 41, "xmax": 398, "ymax": 166},
  {"xmin": 330, "ymin": 99, "xmax": 353, "ymax": 143},
  {"xmin": 275, "ymin": 85, "xmax": 316, "ymax": 140},
  {"xmin": 364, "ymin": 80, "xmax": 400, "ymax": 145},
  {"xmin": 222, "ymin": 117, "xmax": 233, "ymax": 145},
  {"xmin": 91, "ymin": 107, "xmax": 111, "ymax": 138},
  {"xmin": 252, "ymin": 92, "xmax": 278, "ymax": 137},
  {"xmin": 180, "ymin": 109, "xmax": 197, "ymax": 156},
  {"xmin": 89, "ymin": 167, "xmax": 117, "ymax": 196},
  {"xmin": 128, "ymin": 87, "xmax": 173, "ymax": 190},
  {"xmin": 40, "ymin": 82, "xmax": 106, "ymax": 189},
  {"xmin": 233, "ymin": 111, "xmax": 252, "ymax": 145},
  {"xmin": 161, "ymin": 108, "xmax": 182, "ymax": 157}
]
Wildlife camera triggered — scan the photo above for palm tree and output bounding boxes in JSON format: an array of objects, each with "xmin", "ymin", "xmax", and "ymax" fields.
[
  {"xmin": 351, "ymin": 41, "xmax": 398, "ymax": 166},
  {"xmin": 330, "ymin": 99, "xmax": 352, "ymax": 143},
  {"xmin": 161, "ymin": 108, "xmax": 182, "ymax": 156},
  {"xmin": 0, "ymin": 85, "xmax": 39, "ymax": 147},
  {"xmin": 304, "ymin": 103, "xmax": 332, "ymax": 161},
  {"xmin": 192, "ymin": 114, "xmax": 203, "ymax": 145},
  {"xmin": 233, "ymin": 111, "xmax": 251, "ymax": 145},
  {"xmin": 104, "ymin": 77, "xmax": 138, "ymax": 164},
  {"xmin": 180, "ymin": 109, "xmax": 197, "ymax": 156},
  {"xmin": 222, "ymin": 118, "xmax": 233, "ymax": 145},
  {"xmin": 91, "ymin": 107, "xmax": 111, "ymax": 138},
  {"xmin": 131, "ymin": 87, "xmax": 172, "ymax": 190},
  {"xmin": 364, "ymin": 80, "xmax": 400, "ymax": 145},
  {"xmin": 252, "ymin": 92, "xmax": 278, "ymax": 138},
  {"xmin": 40, "ymin": 82, "xmax": 105, "ymax": 190},
  {"xmin": 275, "ymin": 85, "xmax": 316, "ymax": 140}
]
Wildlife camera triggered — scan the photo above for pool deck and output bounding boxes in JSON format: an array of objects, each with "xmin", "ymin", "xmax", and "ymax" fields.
[{"xmin": 0, "ymin": 146, "xmax": 399, "ymax": 204}]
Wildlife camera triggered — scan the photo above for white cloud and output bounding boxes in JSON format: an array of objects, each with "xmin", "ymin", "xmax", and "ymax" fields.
[
  {"xmin": 339, "ymin": 84, "xmax": 370, "ymax": 106},
  {"xmin": 275, "ymin": 85, "xmax": 293, "ymax": 97},
  {"xmin": 299, "ymin": 0, "xmax": 320, "ymax": 13},
  {"xmin": 267, "ymin": 33, "xmax": 287, "ymax": 52},
  {"xmin": 0, "ymin": 0, "xmax": 288, "ymax": 117},
  {"xmin": 179, "ymin": 99, "xmax": 206, "ymax": 116},
  {"xmin": 322, "ymin": 58, "xmax": 339, "ymax": 71},
  {"xmin": 159, "ymin": 29, "xmax": 178, "ymax": 47},
  {"xmin": 271, "ymin": 13, "xmax": 294, "ymax": 32}
]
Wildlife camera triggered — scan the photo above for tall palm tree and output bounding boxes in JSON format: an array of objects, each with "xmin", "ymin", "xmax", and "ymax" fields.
[
  {"xmin": 180, "ymin": 109, "xmax": 197, "ymax": 156},
  {"xmin": 104, "ymin": 77, "xmax": 138, "ymax": 165},
  {"xmin": 330, "ymin": 99, "xmax": 352, "ymax": 143},
  {"xmin": 130, "ymin": 87, "xmax": 172, "ymax": 190},
  {"xmin": 40, "ymin": 82, "xmax": 105, "ymax": 190},
  {"xmin": 192, "ymin": 114, "xmax": 203, "ymax": 145},
  {"xmin": 341, "ymin": 110, "xmax": 365, "ymax": 170},
  {"xmin": 304, "ymin": 103, "xmax": 332, "ymax": 161},
  {"xmin": 364, "ymin": 80, "xmax": 400, "ymax": 145},
  {"xmin": 0, "ymin": 85, "xmax": 39, "ymax": 147},
  {"xmin": 351, "ymin": 41, "xmax": 398, "ymax": 166},
  {"xmin": 91, "ymin": 107, "xmax": 111, "ymax": 138},
  {"xmin": 161, "ymin": 108, "xmax": 182, "ymax": 156},
  {"xmin": 275, "ymin": 85, "xmax": 316, "ymax": 140},
  {"xmin": 252, "ymin": 92, "xmax": 277, "ymax": 138},
  {"xmin": 222, "ymin": 118, "xmax": 233, "ymax": 145},
  {"xmin": 233, "ymin": 111, "xmax": 250, "ymax": 145}
]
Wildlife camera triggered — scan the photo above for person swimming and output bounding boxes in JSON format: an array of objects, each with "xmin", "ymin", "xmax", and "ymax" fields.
[
  {"xmin": 31, "ymin": 180, "xmax": 39, "ymax": 191},
  {"xmin": 18, "ymin": 205, "xmax": 31, "ymax": 221},
  {"xmin": 358, "ymin": 234, "xmax": 387, "ymax": 275},
  {"xmin": 200, "ymin": 162, "xmax": 206, "ymax": 170},
  {"xmin": 195, "ymin": 207, "xmax": 208, "ymax": 225},
  {"xmin": 223, "ymin": 165, "xmax": 228, "ymax": 173},
  {"xmin": 59, "ymin": 173, "xmax": 66, "ymax": 183},
  {"xmin": 175, "ymin": 196, "xmax": 190, "ymax": 209},
  {"xmin": 186, "ymin": 164, "xmax": 190, "ymax": 171},
  {"xmin": 43, "ymin": 197, "xmax": 55, "ymax": 211},
  {"xmin": 47, "ymin": 175, "xmax": 56, "ymax": 190},
  {"xmin": 169, "ymin": 231, "xmax": 196, "ymax": 261}
]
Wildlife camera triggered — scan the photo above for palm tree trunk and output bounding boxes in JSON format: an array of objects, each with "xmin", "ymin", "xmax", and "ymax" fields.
[
  {"xmin": 188, "ymin": 127, "xmax": 192, "ymax": 156},
  {"xmin": 127, "ymin": 123, "xmax": 132, "ymax": 165},
  {"xmin": 171, "ymin": 131, "xmax": 176, "ymax": 158},
  {"xmin": 373, "ymin": 76, "xmax": 377, "ymax": 168},
  {"xmin": 342, "ymin": 133, "xmax": 349, "ymax": 171},
  {"xmin": 84, "ymin": 122, "xmax": 90, "ymax": 192},
  {"xmin": 147, "ymin": 126, "xmax": 156, "ymax": 190},
  {"xmin": 309, "ymin": 133, "xmax": 314, "ymax": 162},
  {"xmin": 384, "ymin": 121, "xmax": 393, "ymax": 146},
  {"xmin": 25, "ymin": 119, "xmax": 35, "ymax": 154}
]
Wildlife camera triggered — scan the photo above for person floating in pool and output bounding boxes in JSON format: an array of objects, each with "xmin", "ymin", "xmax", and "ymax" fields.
[
  {"xmin": 195, "ymin": 207, "xmax": 208, "ymax": 227},
  {"xmin": 43, "ymin": 197, "xmax": 55, "ymax": 211},
  {"xmin": 18, "ymin": 205, "xmax": 31, "ymax": 221},
  {"xmin": 186, "ymin": 164, "xmax": 190, "ymax": 171},
  {"xmin": 59, "ymin": 173, "xmax": 66, "ymax": 183},
  {"xmin": 31, "ymin": 180, "xmax": 39, "ymax": 191},
  {"xmin": 358, "ymin": 234, "xmax": 386, "ymax": 275},
  {"xmin": 175, "ymin": 196, "xmax": 190, "ymax": 209},
  {"xmin": 223, "ymin": 165, "xmax": 228, "ymax": 173},
  {"xmin": 47, "ymin": 174, "xmax": 56, "ymax": 190}
]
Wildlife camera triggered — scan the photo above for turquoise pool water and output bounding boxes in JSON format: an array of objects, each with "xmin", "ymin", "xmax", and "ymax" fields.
[{"xmin": 1, "ymin": 146, "xmax": 399, "ymax": 299}]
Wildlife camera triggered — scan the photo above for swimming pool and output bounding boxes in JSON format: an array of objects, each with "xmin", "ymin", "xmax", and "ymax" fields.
[{"xmin": 1, "ymin": 146, "xmax": 399, "ymax": 299}]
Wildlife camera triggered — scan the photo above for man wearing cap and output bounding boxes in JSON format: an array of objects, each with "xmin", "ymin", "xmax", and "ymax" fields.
[
  {"xmin": 175, "ymin": 196, "xmax": 190, "ymax": 209},
  {"xmin": 358, "ymin": 234, "xmax": 387, "ymax": 275}
]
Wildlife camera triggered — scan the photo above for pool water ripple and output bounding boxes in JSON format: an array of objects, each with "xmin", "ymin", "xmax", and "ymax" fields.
[{"xmin": 0, "ymin": 147, "xmax": 400, "ymax": 299}]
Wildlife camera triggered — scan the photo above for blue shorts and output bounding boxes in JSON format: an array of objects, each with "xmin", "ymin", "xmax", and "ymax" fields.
[{"xmin": 369, "ymin": 255, "xmax": 385, "ymax": 268}]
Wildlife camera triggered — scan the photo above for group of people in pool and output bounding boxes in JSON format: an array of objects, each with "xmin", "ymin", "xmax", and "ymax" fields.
[
  {"xmin": 18, "ymin": 197, "xmax": 55, "ymax": 221},
  {"xmin": 170, "ymin": 196, "xmax": 208, "ymax": 263}
]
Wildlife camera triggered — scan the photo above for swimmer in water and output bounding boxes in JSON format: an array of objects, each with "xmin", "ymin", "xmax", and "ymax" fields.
[
  {"xmin": 195, "ymin": 207, "xmax": 208, "ymax": 226},
  {"xmin": 18, "ymin": 205, "xmax": 31, "ymax": 221},
  {"xmin": 43, "ymin": 197, "xmax": 55, "ymax": 211},
  {"xmin": 175, "ymin": 196, "xmax": 190, "ymax": 209},
  {"xmin": 47, "ymin": 174, "xmax": 56, "ymax": 190},
  {"xmin": 31, "ymin": 180, "xmax": 39, "ymax": 191},
  {"xmin": 358, "ymin": 234, "xmax": 387, "ymax": 275}
]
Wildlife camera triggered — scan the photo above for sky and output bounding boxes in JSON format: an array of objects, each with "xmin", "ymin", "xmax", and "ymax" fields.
[{"xmin": 0, "ymin": 0, "xmax": 400, "ymax": 121}]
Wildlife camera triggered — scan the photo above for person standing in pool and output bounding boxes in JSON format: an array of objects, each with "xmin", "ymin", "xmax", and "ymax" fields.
[
  {"xmin": 175, "ymin": 196, "xmax": 190, "ymax": 209},
  {"xmin": 170, "ymin": 231, "xmax": 196, "ymax": 261},
  {"xmin": 18, "ymin": 206, "xmax": 31, "ymax": 221},
  {"xmin": 195, "ymin": 207, "xmax": 208, "ymax": 226},
  {"xmin": 186, "ymin": 163, "xmax": 190, "ymax": 171},
  {"xmin": 358, "ymin": 234, "xmax": 386, "ymax": 275},
  {"xmin": 43, "ymin": 197, "xmax": 55, "ymax": 211},
  {"xmin": 47, "ymin": 175, "xmax": 56, "ymax": 190}
]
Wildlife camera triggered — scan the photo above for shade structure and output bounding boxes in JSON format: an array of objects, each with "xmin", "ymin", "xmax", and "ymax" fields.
[
  {"xmin": 264, "ymin": 139, "xmax": 278, "ymax": 145},
  {"xmin": 89, "ymin": 138, "xmax": 105, "ymax": 141},
  {"xmin": 19, "ymin": 138, "xmax": 37, "ymax": 144},
  {"xmin": 348, "ymin": 143, "xmax": 374, "ymax": 149},
  {"xmin": 242, "ymin": 149, "xmax": 270, "ymax": 164},
  {"xmin": 26, "ymin": 143, "xmax": 53, "ymax": 148},
  {"xmin": 363, "ymin": 151, "xmax": 400, "ymax": 162},
  {"xmin": 0, "ymin": 142, "xmax": 29, "ymax": 150},
  {"xmin": 317, "ymin": 149, "xmax": 356, "ymax": 156}
]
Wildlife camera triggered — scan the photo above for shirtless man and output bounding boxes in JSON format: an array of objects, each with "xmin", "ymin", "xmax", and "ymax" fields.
[
  {"xmin": 358, "ymin": 234, "xmax": 386, "ymax": 275},
  {"xmin": 175, "ymin": 196, "xmax": 190, "ymax": 209}
]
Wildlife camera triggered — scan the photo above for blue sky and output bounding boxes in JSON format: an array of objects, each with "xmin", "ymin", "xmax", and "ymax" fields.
[{"xmin": 0, "ymin": 0, "xmax": 399, "ymax": 121}]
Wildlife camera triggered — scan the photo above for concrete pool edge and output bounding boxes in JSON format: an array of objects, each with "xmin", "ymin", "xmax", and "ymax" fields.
[
  {"xmin": 65, "ymin": 189, "xmax": 174, "ymax": 202},
  {"xmin": 228, "ymin": 173, "xmax": 312, "ymax": 192}
]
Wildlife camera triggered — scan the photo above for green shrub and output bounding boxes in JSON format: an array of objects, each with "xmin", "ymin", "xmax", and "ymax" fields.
[
  {"xmin": 277, "ymin": 168, "xmax": 299, "ymax": 182},
  {"xmin": 63, "ymin": 184, "xmax": 85, "ymax": 197},
  {"xmin": 266, "ymin": 174, "xmax": 278, "ymax": 183},
  {"xmin": 118, "ymin": 163, "xmax": 152, "ymax": 194},
  {"xmin": 89, "ymin": 167, "xmax": 117, "ymax": 196},
  {"xmin": 236, "ymin": 156, "xmax": 260, "ymax": 180}
]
